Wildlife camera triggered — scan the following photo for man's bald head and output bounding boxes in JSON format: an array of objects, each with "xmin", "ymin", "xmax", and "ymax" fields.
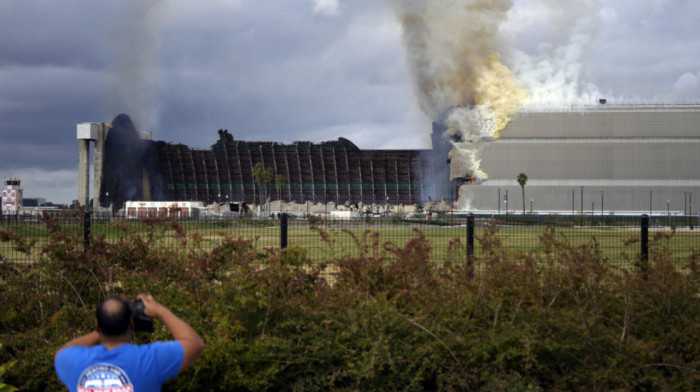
[{"xmin": 96, "ymin": 296, "xmax": 132, "ymax": 336}]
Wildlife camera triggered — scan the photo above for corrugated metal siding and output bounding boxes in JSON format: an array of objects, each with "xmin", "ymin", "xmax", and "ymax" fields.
[
  {"xmin": 479, "ymin": 139, "xmax": 700, "ymax": 180},
  {"xmin": 461, "ymin": 106, "xmax": 700, "ymax": 213},
  {"xmin": 503, "ymin": 108, "xmax": 700, "ymax": 138}
]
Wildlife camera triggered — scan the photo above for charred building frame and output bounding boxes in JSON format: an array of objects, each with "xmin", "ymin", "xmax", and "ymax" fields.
[{"xmin": 77, "ymin": 115, "xmax": 458, "ymax": 211}]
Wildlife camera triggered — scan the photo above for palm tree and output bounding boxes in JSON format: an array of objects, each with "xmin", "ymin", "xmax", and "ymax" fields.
[
  {"xmin": 517, "ymin": 172, "xmax": 528, "ymax": 214},
  {"xmin": 275, "ymin": 174, "xmax": 286, "ymax": 201},
  {"xmin": 252, "ymin": 162, "xmax": 274, "ymax": 214}
]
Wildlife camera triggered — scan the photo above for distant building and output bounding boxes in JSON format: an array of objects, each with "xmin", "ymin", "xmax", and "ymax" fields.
[
  {"xmin": 2, "ymin": 177, "xmax": 23, "ymax": 215},
  {"xmin": 22, "ymin": 197, "xmax": 47, "ymax": 207},
  {"xmin": 79, "ymin": 114, "xmax": 456, "ymax": 212},
  {"xmin": 124, "ymin": 201, "xmax": 205, "ymax": 219}
]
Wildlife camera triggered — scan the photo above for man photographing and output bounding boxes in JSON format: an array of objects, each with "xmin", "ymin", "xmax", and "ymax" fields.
[{"xmin": 55, "ymin": 294, "xmax": 205, "ymax": 392}]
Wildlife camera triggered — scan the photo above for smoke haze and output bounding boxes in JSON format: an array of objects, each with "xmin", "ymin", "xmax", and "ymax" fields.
[
  {"xmin": 313, "ymin": 0, "xmax": 341, "ymax": 15},
  {"xmin": 106, "ymin": 0, "xmax": 167, "ymax": 133},
  {"xmin": 387, "ymin": 0, "xmax": 608, "ymax": 191},
  {"xmin": 387, "ymin": 0, "xmax": 527, "ymax": 182},
  {"xmin": 506, "ymin": 0, "xmax": 603, "ymax": 107}
]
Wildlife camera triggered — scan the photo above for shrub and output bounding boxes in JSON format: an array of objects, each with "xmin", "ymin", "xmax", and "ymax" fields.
[{"xmin": 0, "ymin": 216, "xmax": 697, "ymax": 390}]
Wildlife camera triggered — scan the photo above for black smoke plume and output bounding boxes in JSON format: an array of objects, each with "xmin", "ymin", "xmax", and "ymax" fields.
[{"xmin": 99, "ymin": 113, "xmax": 166, "ymax": 211}]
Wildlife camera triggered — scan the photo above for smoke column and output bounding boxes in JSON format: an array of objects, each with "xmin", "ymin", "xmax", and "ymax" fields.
[
  {"xmin": 506, "ymin": 0, "xmax": 602, "ymax": 107},
  {"xmin": 106, "ymin": 0, "xmax": 166, "ymax": 133},
  {"xmin": 387, "ymin": 0, "xmax": 527, "ymax": 182}
]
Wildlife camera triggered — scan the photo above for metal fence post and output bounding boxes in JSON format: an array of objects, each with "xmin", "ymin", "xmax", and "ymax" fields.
[
  {"xmin": 641, "ymin": 214, "xmax": 649, "ymax": 266},
  {"xmin": 83, "ymin": 211, "xmax": 92, "ymax": 254},
  {"xmin": 467, "ymin": 213, "xmax": 475, "ymax": 277},
  {"xmin": 280, "ymin": 212, "xmax": 288, "ymax": 249}
]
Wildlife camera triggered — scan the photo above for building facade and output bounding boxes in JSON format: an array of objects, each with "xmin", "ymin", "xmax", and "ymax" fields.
[
  {"xmin": 460, "ymin": 105, "xmax": 700, "ymax": 215},
  {"xmin": 79, "ymin": 105, "xmax": 700, "ymax": 215},
  {"xmin": 80, "ymin": 114, "xmax": 457, "ymax": 212},
  {"xmin": 1, "ymin": 177, "xmax": 23, "ymax": 215}
]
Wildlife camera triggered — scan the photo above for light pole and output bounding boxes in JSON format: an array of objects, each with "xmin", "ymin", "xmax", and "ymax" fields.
[
  {"xmin": 684, "ymin": 192, "xmax": 688, "ymax": 227},
  {"xmin": 572, "ymin": 189, "xmax": 575, "ymax": 217},
  {"xmin": 498, "ymin": 188, "xmax": 501, "ymax": 215},
  {"xmin": 505, "ymin": 190, "xmax": 509, "ymax": 215},
  {"xmin": 601, "ymin": 191, "xmax": 604, "ymax": 222},
  {"xmin": 530, "ymin": 198, "xmax": 533, "ymax": 214},
  {"xmin": 667, "ymin": 200, "xmax": 671, "ymax": 228},
  {"xmin": 649, "ymin": 190, "xmax": 652, "ymax": 216},
  {"xmin": 580, "ymin": 186, "xmax": 584, "ymax": 216},
  {"xmin": 690, "ymin": 193, "xmax": 693, "ymax": 230}
]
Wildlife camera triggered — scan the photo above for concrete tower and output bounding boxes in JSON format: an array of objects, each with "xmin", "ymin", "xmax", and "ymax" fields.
[{"xmin": 76, "ymin": 122, "xmax": 107, "ymax": 211}]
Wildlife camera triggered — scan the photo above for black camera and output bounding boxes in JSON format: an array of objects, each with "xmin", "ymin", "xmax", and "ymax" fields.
[{"xmin": 127, "ymin": 299, "xmax": 154, "ymax": 333}]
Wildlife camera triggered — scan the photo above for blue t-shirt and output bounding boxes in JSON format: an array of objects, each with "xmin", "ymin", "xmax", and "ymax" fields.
[{"xmin": 55, "ymin": 341, "xmax": 184, "ymax": 392}]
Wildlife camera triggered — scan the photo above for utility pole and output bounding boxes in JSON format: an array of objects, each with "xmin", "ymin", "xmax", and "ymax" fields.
[
  {"xmin": 684, "ymin": 192, "xmax": 688, "ymax": 227},
  {"xmin": 498, "ymin": 188, "xmax": 500, "ymax": 215}
]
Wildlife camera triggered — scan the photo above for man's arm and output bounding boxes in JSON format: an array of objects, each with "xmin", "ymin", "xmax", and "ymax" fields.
[
  {"xmin": 138, "ymin": 294, "xmax": 205, "ymax": 372},
  {"xmin": 55, "ymin": 330, "xmax": 100, "ymax": 359}
]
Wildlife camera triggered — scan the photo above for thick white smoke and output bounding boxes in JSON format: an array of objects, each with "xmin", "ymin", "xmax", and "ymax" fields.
[
  {"xmin": 385, "ymin": 0, "xmax": 604, "ymax": 209},
  {"xmin": 387, "ymin": 0, "xmax": 527, "ymax": 183},
  {"xmin": 668, "ymin": 70, "xmax": 700, "ymax": 101},
  {"xmin": 505, "ymin": 0, "xmax": 603, "ymax": 108},
  {"xmin": 312, "ymin": 0, "xmax": 341, "ymax": 15},
  {"xmin": 106, "ymin": 0, "xmax": 166, "ymax": 133},
  {"xmin": 389, "ymin": 1, "xmax": 528, "ymax": 116}
]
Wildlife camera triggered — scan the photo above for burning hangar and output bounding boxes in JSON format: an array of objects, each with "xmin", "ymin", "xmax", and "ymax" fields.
[
  {"xmin": 77, "ymin": 114, "xmax": 459, "ymax": 213},
  {"xmin": 78, "ymin": 104, "xmax": 700, "ymax": 215}
]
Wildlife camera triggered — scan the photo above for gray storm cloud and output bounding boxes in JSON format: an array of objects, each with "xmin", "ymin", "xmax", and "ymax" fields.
[{"xmin": 106, "ymin": 0, "xmax": 166, "ymax": 132}]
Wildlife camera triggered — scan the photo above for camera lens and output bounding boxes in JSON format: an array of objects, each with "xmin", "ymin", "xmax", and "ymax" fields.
[{"xmin": 129, "ymin": 299, "xmax": 154, "ymax": 333}]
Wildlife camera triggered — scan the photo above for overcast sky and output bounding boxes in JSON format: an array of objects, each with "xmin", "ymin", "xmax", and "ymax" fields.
[{"xmin": 1, "ymin": 0, "xmax": 699, "ymax": 205}]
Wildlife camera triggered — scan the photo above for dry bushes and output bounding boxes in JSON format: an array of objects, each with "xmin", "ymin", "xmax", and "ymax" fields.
[{"xmin": 0, "ymin": 215, "xmax": 698, "ymax": 391}]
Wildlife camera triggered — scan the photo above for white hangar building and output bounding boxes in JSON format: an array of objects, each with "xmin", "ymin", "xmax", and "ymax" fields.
[{"xmin": 460, "ymin": 104, "xmax": 700, "ymax": 216}]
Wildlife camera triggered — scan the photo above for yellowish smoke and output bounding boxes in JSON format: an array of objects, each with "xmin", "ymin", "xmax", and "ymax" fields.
[
  {"xmin": 388, "ymin": 0, "xmax": 526, "ymax": 179},
  {"xmin": 473, "ymin": 54, "xmax": 527, "ymax": 139}
]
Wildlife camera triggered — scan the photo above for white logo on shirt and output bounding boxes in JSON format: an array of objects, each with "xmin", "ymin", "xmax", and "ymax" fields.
[{"xmin": 77, "ymin": 363, "xmax": 133, "ymax": 392}]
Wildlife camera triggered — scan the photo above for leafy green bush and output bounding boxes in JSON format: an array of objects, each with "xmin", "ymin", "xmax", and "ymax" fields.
[{"xmin": 0, "ymin": 214, "xmax": 698, "ymax": 390}]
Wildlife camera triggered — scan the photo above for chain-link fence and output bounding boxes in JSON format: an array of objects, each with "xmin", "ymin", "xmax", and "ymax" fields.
[{"xmin": 1, "ymin": 212, "xmax": 698, "ymax": 266}]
